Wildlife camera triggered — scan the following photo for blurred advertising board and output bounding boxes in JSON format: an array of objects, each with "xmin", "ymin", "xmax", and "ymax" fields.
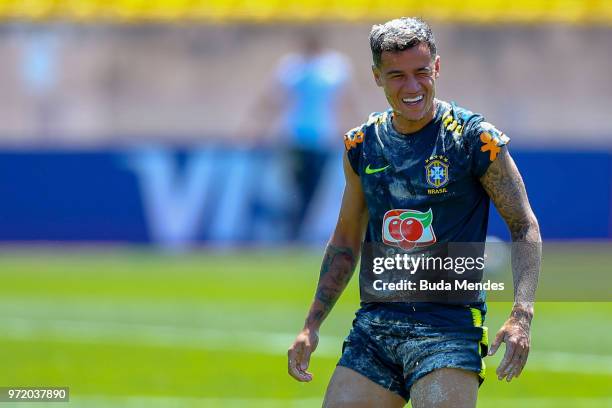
[{"xmin": 0, "ymin": 147, "xmax": 609, "ymax": 247}]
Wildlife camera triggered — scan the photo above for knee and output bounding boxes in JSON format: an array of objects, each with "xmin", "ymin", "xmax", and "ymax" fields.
[{"xmin": 410, "ymin": 368, "xmax": 478, "ymax": 408}]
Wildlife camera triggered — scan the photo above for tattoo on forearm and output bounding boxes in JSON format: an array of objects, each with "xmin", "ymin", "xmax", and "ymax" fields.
[
  {"xmin": 510, "ymin": 307, "xmax": 533, "ymax": 327},
  {"xmin": 480, "ymin": 148, "xmax": 542, "ymax": 304},
  {"xmin": 305, "ymin": 244, "xmax": 356, "ymax": 328}
]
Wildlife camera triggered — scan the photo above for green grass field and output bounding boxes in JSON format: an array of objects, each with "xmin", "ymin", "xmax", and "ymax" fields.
[{"xmin": 0, "ymin": 245, "xmax": 611, "ymax": 407}]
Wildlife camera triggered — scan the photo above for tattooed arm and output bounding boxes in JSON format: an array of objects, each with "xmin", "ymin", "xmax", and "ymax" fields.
[
  {"xmin": 288, "ymin": 153, "xmax": 368, "ymax": 382},
  {"xmin": 479, "ymin": 146, "xmax": 542, "ymax": 382}
]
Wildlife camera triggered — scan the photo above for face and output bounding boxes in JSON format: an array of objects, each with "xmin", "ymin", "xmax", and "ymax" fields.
[{"xmin": 373, "ymin": 42, "xmax": 440, "ymax": 133}]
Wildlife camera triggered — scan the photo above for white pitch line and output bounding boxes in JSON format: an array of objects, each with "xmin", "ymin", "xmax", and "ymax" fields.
[
  {"xmin": 0, "ymin": 317, "xmax": 341, "ymax": 357},
  {"xmin": 479, "ymin": 398, "xmax": 612, "ymax": 408},
  {"xmin": 11, "ymin": 395, "xmax": 612, "ymax": 408},
  {"xmin": 1, "ymin": 317, "xmax": 612, "ymax": 375},
  {"xmin": 72, "ymin": 395, "xmax": 322, "ymax": 408}
]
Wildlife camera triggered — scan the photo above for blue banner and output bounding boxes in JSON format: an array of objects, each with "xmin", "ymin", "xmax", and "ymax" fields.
[{"xmin": 0, "ymin": 147, "xmax": 609, "ymax": 246}]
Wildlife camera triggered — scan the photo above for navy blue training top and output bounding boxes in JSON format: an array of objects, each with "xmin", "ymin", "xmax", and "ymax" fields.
[{"xmin": 344, "ymin": 99, "xmax": 509, "ymax": 313}]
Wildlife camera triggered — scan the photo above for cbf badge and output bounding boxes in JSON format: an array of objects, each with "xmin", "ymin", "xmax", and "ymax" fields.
[{"xmin": 425, "ymin": 155, "xmax": 449, "ymax": 194}]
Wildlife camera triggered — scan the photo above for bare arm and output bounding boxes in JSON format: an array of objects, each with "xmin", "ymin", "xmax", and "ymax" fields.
[
  {"xmin": 304, "ymin": 154, "xmax": 368, "ymax": 330},
  {"xmin": 288, "ymin": 152, "xmax": 368, "ymax": 382},
  {"xmin": 479, "ymin": 146, "xmax": 542, "ymax": 382}
]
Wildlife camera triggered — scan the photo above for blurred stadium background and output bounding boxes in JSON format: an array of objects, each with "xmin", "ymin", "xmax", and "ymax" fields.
[{"xmin": 0, "ymin": 1, "xmax": 611, "ymax": 407}]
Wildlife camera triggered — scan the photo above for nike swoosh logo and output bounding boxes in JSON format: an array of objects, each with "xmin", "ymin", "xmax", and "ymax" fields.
[{"xmin": 365, "ymin": 164, "xmax": 390, "ymax": 174}]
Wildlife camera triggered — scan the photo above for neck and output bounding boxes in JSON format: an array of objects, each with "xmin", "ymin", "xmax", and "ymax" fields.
[{"xmin": 392, "ymin": 100, "xmax": 438, "ymax": 135}]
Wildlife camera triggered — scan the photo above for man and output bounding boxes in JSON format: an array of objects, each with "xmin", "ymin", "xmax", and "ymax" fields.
[
  {"xmin": 288, "ymin": 17, "xmax": 541, "ymax": 408},
  {"xmin": 242, "ymin": 30, "xmax": 356, "ymax": 240}
]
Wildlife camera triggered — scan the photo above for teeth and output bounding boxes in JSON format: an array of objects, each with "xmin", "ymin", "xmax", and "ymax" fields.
[{"xmin": 402, "ymin": 95, "xmax": 423, "ymax": 103}]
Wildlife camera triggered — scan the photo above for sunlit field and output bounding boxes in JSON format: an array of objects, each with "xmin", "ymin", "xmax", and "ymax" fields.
[{"xmin": 0, "ymin": 244, "xmax": 611, "ymax": 407}]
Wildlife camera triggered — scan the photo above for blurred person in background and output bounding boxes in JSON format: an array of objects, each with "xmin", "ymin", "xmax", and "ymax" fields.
[
  {"xmin": 19, "ymin": 27, "xmax": 61, "ymax": 138},
  {"xmin": 288, "ymin": 17, "xmax": 541, "ymax": 407},
  {"xmin": 242, "ymin": 29, "xmax": 357, "ymax": 240}
]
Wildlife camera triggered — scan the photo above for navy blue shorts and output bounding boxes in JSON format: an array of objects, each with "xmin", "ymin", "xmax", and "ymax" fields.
[{"xmin": 337, "ymin": 303, "xmax": 488, "ymax": 401}]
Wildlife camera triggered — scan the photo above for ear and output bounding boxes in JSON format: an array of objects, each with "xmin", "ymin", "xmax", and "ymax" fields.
[
  {"xmin": 372, "ymin": 65, "xmax": 383, "ymax": 87},
  {"xmin": 433, "ymin": 55, "xmax": 441, "ymax": 79}
]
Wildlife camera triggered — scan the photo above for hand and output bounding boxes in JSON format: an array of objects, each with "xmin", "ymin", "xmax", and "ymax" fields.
[
  {"xmin": 488, "ymin": 307, "xmax": 532, "ymax": 382},
  {"xmin": 288, "ymin": 328, "xmax": 319, "ymax": 382}
]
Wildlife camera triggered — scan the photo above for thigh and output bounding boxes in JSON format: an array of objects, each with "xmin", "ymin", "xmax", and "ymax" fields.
[
  {"xmin": 410, "ymin": 368, "xmax": 479, "ymax": 408},
  {"xmin": 323, "ymin": 366, "xmax": 406, "ymax": 408}
]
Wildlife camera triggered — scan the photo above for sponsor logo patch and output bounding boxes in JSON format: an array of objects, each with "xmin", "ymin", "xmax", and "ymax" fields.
[
  {"xmin": 343, "ymin": 127, "xmax": 365, "ymax": 151},
  {"xmin": 479, "ymin": 122, "xmax": 508, "ymax": 161},
  {"xmin": 382, "ymin": 208, "xmax": 437, "ymax": 250}
]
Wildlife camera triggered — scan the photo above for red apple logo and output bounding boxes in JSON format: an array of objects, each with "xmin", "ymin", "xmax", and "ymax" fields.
[
  {"xmin": 400, "ymin": 217, "xmax": 424, "ymax": 241},
  {"xmin": 382, "ymin": 209, "xmax": 436, "ymax": 249}
]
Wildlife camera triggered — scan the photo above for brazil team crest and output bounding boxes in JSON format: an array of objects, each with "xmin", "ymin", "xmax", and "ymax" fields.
[
  {"xmin": 425, "ymin": 155, "xmax": 450, "ymax": 189},
  {"xmin": 382, "ymin": 208, "xmax": 437, "ymax": 250}
]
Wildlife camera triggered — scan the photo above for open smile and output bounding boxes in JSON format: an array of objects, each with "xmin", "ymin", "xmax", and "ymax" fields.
[{"xmin": 401, "ymin": 95, "xmax": 424, "ymax": 106}]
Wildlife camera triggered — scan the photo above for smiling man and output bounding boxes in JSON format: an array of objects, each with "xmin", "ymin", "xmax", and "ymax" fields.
[{"xmin": 288, "ymin": 17, "xmax": 541, "ymax": 407}]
